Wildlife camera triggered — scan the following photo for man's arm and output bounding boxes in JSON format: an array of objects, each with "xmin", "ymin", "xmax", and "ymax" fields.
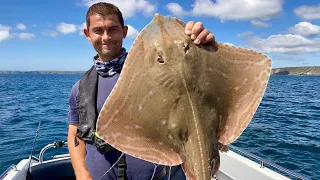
[{"xmin": 68, "ymin": 124, "xmax": 92, "ymax": 180}]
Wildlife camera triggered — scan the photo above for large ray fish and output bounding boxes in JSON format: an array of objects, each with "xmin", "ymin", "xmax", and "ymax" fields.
[{"xmin": 96, "ymin": 13, "xmax": 271, "ymax": 180}]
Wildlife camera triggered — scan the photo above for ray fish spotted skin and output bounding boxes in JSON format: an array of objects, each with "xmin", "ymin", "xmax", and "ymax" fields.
[{"xmin": 97, "ymin": 13, "xmax": 272, "ymax": 180}]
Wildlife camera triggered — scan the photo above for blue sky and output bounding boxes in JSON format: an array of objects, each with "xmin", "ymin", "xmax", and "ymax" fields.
[{"xmin": 0, "ymin": 0, "xmax": 319, "ymax": 71}]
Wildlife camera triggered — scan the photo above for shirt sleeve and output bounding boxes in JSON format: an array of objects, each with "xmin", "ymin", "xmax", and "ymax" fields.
[{"xmin": 67, "ymin": 80, "xmax": 80, "ymax": 124}]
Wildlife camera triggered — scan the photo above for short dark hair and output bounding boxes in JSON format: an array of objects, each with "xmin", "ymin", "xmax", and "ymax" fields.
[{"xmin": 86, "ymin": 2, "xmax": 124, "ymax": 29}]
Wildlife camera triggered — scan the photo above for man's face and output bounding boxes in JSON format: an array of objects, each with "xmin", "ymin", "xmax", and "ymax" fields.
[{"xmin": 84, "ymin": 14, "xmax": 128, "ymax": 62}]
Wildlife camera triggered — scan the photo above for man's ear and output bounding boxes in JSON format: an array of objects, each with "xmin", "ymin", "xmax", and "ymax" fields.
[
  {"xmin": 122, "ymin": 25, "xmax": 128, "ymax": 38},
  {"xmin": 84, "ymin": 28, "xmax": 91, "ymax": 41}
]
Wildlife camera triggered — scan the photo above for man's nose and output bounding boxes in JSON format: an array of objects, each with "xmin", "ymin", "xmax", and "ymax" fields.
[{"xmin": 102, "ymin": 31, "xmax": 111, "ymax": 41}]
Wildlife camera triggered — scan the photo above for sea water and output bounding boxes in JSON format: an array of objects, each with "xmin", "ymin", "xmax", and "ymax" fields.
[{"xmin": 0, "ymin": 74, "xmax": 319, "ymax": 179}]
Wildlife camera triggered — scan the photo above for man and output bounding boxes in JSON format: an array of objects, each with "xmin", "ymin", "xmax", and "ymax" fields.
[{"xmin": 67, "ymin": 2, "xmax": 216, "ymax": 180}]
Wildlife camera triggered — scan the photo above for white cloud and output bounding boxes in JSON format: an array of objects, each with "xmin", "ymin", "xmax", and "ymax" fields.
[
  {"xmin": 0, "ymin": 25, "xmax": 11, "ymax": 31},
  {"xmin": 0, "ymin": 24, "xmax": 35, "ymax": 41},
  {"xmin": 55, "ymin": 22, "xmax": 87, "ymax": 35},
  {"xmin": 0, "ymin": 25, "xmax": 11, "ymax": 42},
  {"xmin": 249, "ymin": 34, "xmax": 320, "ymax": 54},
  {"xmin": 272, "ymin": 54, "xmax": 306, "ymax": 61},
  {"xmin": 16, "ymin": 33, "xmax": 35, "ymax": 40},
  {"xmin": 166, "ymin": 3, "xmax": 187, "ymax": 17},
  {"xmin": 0, "ymin": 30, "xmax": 11, "ymax": 41},
  {"xmin": 42, "ymin": 31, "xmax": 59, "ymax": 37},
  {"xmin": 81, "ymin": 0, "xmax": 156, "ymax": 18},
  {"xmin": 78, "ymin": 22, "xmax": 87, "ymax": 30},
  {"xmin": 191, "ymin": 0, "xmax": 283, "ymax": 21},
  {"xmin": 126, "ymin": 25, "xmax": 139, "ymax": 38},
  {"xmin": 16, "ymin": 23, "xmax": 27, "ymax": 30},
  {"xmin": 294, "ymin": 5, "xmax": 320, "ymax": 20},
  {"xmin": 289, "ymin": 21, "xmax": 320, "ymax": 37},
  {"xmin": 237, "ymin": 31, "xmax": 254, "ymax": 38},
  {"xmin": 251, "ymin": 20, "xmax": 272, "ymax": 28},
  {"xmin": 56, "ymin": 23, "xmax": 77, "ymax": 34},
  {"xmin": 223, "ymin": 42, "xmax": 235, "ymax": 46}
]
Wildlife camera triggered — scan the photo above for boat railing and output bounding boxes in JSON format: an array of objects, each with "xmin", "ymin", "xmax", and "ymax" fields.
[
  {"xmin": 52, "ymin": 154, "xmax": 70, "ymax": 159},
  {"xmin": 228, "ymin": 145, "xmax": 309, "ymax": 180},
  {"xmin": 38, "ymin": 141, "xmax": 68, "ymax": 163}
]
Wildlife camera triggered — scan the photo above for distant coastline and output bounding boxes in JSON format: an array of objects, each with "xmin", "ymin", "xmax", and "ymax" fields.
[
  {"xmin": 0, "ymin": 71, "xmax": 85, "ymax": 74},
  {"xmin": 1, "ymin": 66, "xmax": 320, "ymax": 76},
  {"xmin": 271, "ymin": 66, "xmax": 320, "ymax": 76}
]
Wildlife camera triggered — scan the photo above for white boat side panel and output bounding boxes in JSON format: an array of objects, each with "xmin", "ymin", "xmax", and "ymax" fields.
[
  {"xmin": 2, "ymin": 152, "xmax": 293, "ymax": 180},
  {"xmin": 217, "ymin": 150, "xmax": 290, "ymax": 180},
  {"xmin": 3, "ymin": 159, "xmax": 37, "ymax": 180}
]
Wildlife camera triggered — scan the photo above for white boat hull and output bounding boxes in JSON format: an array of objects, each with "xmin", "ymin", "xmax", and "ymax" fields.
[{"xmin": 1, "ymin": 142, "xmax": 303, "ymax": 180}]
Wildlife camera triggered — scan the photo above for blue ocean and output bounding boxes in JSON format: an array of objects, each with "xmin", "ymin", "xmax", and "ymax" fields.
[{"xmin": 0, "ymin": 74, "xmax": 319, "ymax": 180}]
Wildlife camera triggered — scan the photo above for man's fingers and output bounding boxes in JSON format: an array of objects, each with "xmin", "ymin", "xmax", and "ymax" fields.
[
  {"xmin": 185, "ymin": 21, "xmax": 195, "ymax": 35},
  {"xmin": 191, "ymin": 22, "xmax": 204, "ymax": 40},
  {"xmin": 194, "ymin": 29, "xmax": 212, "ymax": 44},
  {"xmin": 197, "ymin": 29, "xmax": 215, "ymax": 44},
  {"xmin": 185, "ymin": 21, "xmax": 215, "ymax": 45}
]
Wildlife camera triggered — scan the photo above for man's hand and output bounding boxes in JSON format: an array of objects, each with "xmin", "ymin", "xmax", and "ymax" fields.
[{"xmin": 185, "ymin": 21, "xmax": 215, "ymax": 45}]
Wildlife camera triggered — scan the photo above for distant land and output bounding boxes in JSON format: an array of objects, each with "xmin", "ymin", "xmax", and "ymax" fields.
[
  {"xmin": 1, "ymin": 66, "xmax": 320, "ymax": 76},
  {"xmin": 0, "ymin": 71, "xmax": 85, "ymax": 74},
  {"xmin": 271, "ymin": 66, "xmax": 320, "ymax": 76}
]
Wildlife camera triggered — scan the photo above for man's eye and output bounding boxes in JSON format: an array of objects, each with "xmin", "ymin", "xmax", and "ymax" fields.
[{"xmin": 94, "ymin": 29, "xmax": 102, "ymax": 33}]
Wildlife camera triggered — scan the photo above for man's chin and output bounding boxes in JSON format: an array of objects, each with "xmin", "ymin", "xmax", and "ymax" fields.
[
  {"xmin": 101, "ymin": 50, "xmax": 111, "ymax": 55},
  {"xmin": 98, "ymin": 50, "xmax": 118, "ymax": 61},
  {"xmin": 99, "ymin": 48, "xmax": 112, "ymax": 55}
]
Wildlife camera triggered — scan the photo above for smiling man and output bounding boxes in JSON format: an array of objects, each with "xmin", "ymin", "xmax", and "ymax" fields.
[
  {"xmin": 85, "ymin": 13, "xmax": 126, "ymax": 62},
  {"xmin": 67, "ymin": 2, "xmax": 216, "ymax": 180}
]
